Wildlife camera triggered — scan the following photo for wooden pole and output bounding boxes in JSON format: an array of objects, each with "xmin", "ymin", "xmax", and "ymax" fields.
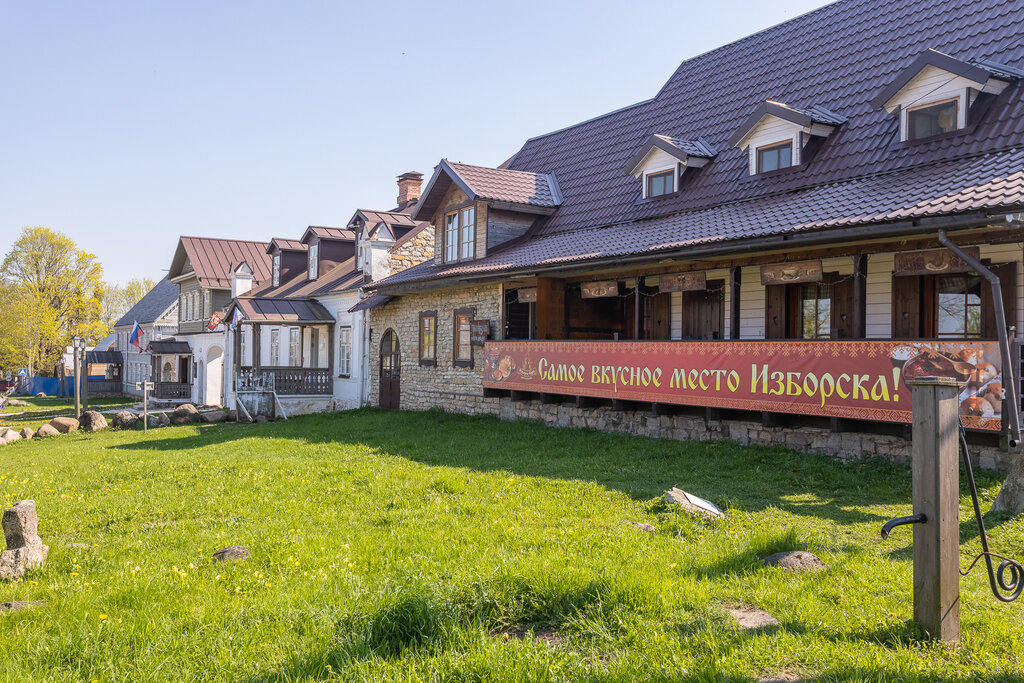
[{"xmin": 909, "ymin": 376, "xmax": 961, "ymax": 642}]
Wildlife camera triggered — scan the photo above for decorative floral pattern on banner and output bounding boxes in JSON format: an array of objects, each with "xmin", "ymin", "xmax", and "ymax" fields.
[{"xmin": 483, "ymin": 340, "xmax": 1003, "ymax": 431}]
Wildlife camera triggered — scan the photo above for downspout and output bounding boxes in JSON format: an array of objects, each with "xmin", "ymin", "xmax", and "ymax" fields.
[{"xmin": 937, "ymin": 230, "xmax": 1021, "ymax": 449}]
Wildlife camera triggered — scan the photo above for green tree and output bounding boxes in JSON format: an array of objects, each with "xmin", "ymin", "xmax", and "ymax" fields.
[
  {"xmin": 1, "ymin": 226, "xmax": 105, "ymax": 376},
  {"xmin": 100, "ymin": 277, "xmax": 157, "ymax": 330}
]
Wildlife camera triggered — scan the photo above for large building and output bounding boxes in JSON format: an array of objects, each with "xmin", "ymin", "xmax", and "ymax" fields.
[{"xmin": 366, "ymin": 0, "xmax": 1024, "ymax": 469}]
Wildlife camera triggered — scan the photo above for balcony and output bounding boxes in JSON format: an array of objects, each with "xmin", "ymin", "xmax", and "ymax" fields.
[
  {"xmin": 236, "ymin": 367, "xmax": 332, "ymax": 396},
  {"xmin": 154, "ymin": 382, "xmax": 191, "ymax": 400}
]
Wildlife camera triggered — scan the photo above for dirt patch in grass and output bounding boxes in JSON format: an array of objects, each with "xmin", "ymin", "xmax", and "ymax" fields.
[{"xmin": 491, "ymin": 625, "xmax": 565, "ymax": 647}]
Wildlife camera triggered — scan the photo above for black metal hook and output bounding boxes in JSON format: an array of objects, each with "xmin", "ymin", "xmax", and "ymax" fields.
[{"xmin": 881, "ymin": 513, "xmax": 928, "ymax": 540}]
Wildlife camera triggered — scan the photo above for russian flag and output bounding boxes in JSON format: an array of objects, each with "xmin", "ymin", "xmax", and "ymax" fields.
[{"xmin": 129, "ymin": 321, "xmax": 144, "ymax": 350}]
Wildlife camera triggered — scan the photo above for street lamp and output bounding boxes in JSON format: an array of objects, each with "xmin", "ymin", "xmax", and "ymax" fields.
[{"xmin": 71, "ymin": 336, "xmax": 88, "ymax": 418}]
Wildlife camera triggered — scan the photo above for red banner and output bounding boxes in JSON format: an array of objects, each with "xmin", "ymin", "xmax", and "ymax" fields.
[{"xmin": 483, "ymin": 340, "xmax": 1004, "ymax": 431}]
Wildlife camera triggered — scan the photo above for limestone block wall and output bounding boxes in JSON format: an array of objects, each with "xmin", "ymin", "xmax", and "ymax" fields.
[
  {"xmin": 389, "ymin": 226, "xmax": 435, "ymax": 273},
  {"xmin": 368, "ymin": 283, "xmax": 502, "ymax": 413}
]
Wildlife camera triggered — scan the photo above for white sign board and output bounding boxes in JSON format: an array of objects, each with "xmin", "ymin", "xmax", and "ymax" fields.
[
  {"xmin": 683, "ymin": 491, "xmax": 724, "ymax": 517},
  {"xmin": 144, "ymin": 381, "xmax": 155, "ymax": 391}
]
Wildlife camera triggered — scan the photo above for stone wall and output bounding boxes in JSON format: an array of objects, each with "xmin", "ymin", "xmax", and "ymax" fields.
[
  {"xmin": 389, "ymin": 225, "xmax": 435, "ymax": 273},
  {"xmin": 369, "ymin": 283, "xmax": 501, "ymax": 412}
]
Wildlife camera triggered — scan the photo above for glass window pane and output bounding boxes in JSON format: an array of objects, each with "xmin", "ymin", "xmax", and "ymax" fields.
[
  {"xmin": 779, "ymin": 145, "xmax": 791, "ymax": 168},
  {"xmin": 761, "ymin": 148, "xmax": 778, "ymax": 172},
  {"xmin": 909, "ymin": 100, "xmax": 957, "ymax": 139}
]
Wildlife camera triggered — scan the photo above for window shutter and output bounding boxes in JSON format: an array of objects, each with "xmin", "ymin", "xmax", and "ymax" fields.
[
  {"xmin": 981, "ymin": 262, "xmax": 1017, "ymax": 339},
  {"xmin": 764, "ymin": 285, "xmax": 787, "ymax": 339},
  {"xmin": 892, "ymin": 275, "xmax": 921, "ymax": 339},
  {"xmin": 830, "ymin": 273, "xmax": 855, "ymax": 338}
]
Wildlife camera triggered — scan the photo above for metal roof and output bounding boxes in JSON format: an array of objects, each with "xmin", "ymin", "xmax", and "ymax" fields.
[
  {"xmin": 349, "ymin": 293, "xmax": 393, "ymax": 313},
  {"xmin": 169, "ymin": 237, "xmax": 273, "ymax": 288},
  {"xmin": 235, "ymin": 298, "xmax": 334, "ymax": 324},
  {"xmin": 150, "ymin": 340, "xmax": 192, "ymax": 355},
  {"xmin": 115, "ymin": 278, "xmax": 179, "ymax": 328},
  {"xmin": 86, "ymin": 350, "xmax": 123, "ymax": 364}
]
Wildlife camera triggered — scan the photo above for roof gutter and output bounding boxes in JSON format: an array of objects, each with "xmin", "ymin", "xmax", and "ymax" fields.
[
  {"xmin": 937, "ymin": 229, "xmax": 1021, "ymax": 449},
  {"xmin": 374, "ymin": 211, "xmax": 1010, "ymax": 294}
]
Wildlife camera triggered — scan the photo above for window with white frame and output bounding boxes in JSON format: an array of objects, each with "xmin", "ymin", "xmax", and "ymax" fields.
[
  {"xmin": 270, "ymin": 328, "xmax": 280, "ymax": 366},
  {"xmin": 289, "ymin": 327, "xmax": 301, "ymax": 366},
  {"xmin": 645, "ymin": 169, "xmax": 675, "ymax": 197},
  {"xmin": 906, "ymin": 98, "xmax": 958, "ymax": 140},
  {"xmin": 239, "ymin": 327, "xmax": 248, "ymax": 366},
  {"xmin": 444, "ymin": 207, "xmax": 476, "ymax": 262},
  {"xmin": 338, "ymin": 325, "xmax": 352, "ymax": 376},
  {"xmin": 272, "ymin": 254, "xmax": 281, "ymax": 287},
  {"xmin": 309, "ymin": 243, "xmax": 319, "ymax": 279}
]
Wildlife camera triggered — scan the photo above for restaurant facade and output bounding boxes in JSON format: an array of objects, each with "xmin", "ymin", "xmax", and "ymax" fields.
[{"xmin": 366, "ymin": 0, "xmax": 1024, "ymax": 469}]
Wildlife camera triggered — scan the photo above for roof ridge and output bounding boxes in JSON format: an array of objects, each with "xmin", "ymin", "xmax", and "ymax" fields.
[
  {"xmin": 181, "ymin": 235, "xmax": 270, "ymax": 245},
  {"xmin": 446, "ymin": 160, "xmax": 553, "ymax": 176}
]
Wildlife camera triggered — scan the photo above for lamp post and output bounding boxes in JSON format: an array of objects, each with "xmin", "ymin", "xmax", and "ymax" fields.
[
  {"xmin": 78, "ymin": 336, "xmax": 89, "ymax": 413},
  {"xmin": 71, "ymin": 336, "xmax": 82, "ymax": 419}
]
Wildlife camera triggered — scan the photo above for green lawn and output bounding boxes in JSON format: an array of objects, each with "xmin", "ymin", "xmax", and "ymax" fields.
[
  {"xmin": 1, "ymin": 397, "xmax": 138, "ymax": 429},
  {"xmin": 0, "ymin": 409, "xmax": 1021, "ymax": 682}
]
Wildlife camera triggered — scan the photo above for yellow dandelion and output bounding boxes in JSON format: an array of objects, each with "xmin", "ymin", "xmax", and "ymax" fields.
[
  {"xmin": 70, "ymin": 572, "xmax": 79, "ymax": 576},
  {"xmin": 99, "ymin": 613, "xmax": 108, "ymax": 621}
]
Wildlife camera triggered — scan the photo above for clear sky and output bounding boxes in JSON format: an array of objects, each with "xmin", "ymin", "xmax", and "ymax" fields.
[{"xmin": 1, "ymin": 0, "xmax": 835, "ymax": 285}]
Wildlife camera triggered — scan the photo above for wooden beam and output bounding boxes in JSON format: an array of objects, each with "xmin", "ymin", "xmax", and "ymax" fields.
[
  {"xmin": 852, "ymin": 254, "xmax": 867, "ymax": 338},
  {"xmin": 730, "ymin": 266, "xmax": 741, "ymax": 339}
]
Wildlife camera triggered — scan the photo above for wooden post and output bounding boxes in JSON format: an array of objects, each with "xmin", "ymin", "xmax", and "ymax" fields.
[
  {"xmin": 729, "ymin": 267, "xmax": 741, "ymax": 339},
  {"xmin": 80, "ymin": 348, "xmax": 89, "ymax": 412},
  {"xmin": 909, "ymin": 376, "xmax": 960, "ymax": 642},
  {"xmin": 852, "ymin": 254, "xmax": 867, "ymax": 338}
]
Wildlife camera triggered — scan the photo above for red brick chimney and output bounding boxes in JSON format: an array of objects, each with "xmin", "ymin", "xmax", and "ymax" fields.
[{"xmin": 396, "ymin": 171, "xmax": 423, "ymax": 211}]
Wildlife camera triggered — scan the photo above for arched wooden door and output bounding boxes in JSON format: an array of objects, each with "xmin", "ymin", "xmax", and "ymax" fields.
[{"xmin": 379, "ymin": 329, "xmax": 400, "ymax": 410}]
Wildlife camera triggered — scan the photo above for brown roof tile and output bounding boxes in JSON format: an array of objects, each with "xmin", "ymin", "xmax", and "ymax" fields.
[{"xmin": 173, "ymin": 237, "xmax": 273, "ymax": 288}]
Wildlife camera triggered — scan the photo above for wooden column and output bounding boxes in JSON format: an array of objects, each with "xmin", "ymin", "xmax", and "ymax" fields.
[
  {"xmin": 910, "ymin": 376, "xmax": 960, "ymax": 642},
  {"xmin": 232, "ymin": 324, "xmax": 242, "ymax": 390},
  {"xmin": 535, "ymin": 277, "xmax": 566, "ymax": 340},
  {"xmin": 729, "ymin": 267, "xmax": 741, "ymax": 340},
  {"xmin": 633, "ymin": 282, "xmax": 642, "ymax": 340},
  {"xmin": 852, "ymin": 254, "xmax": 867, "ymax": 338},
  {"xmin": 252, "ymin": 324, "xmax": 262, "ymax": 371},
  {"xmin": 327, "ymin": 323, "xmax": 335, "ymax": 373}
]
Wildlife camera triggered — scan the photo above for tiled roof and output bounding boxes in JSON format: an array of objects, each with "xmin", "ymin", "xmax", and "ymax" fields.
[
  {"xmin": 372, "ymin": 146, "xmax": 1024, "ymax": 289},
  {"xmin": 446, "ymin": 161, "xmax": 561, "ymax": 207},
  {"xmin": 348, "ymin": 293, "xmax": 392, "ymax": 313},
  {"xmin": 247, "ymin": 257, "xmax": 363, "ymax": 299},
  {"xmin": 115, "ymin": 277, "xmax": 178, "ymax": 327},
  {"xmin": 269, "ymin": 238, "xmax": 307, "ymax": 253},
  {"xmin": 172, "ymin": 237, "xmax": 273, "ymax": 288},
  {"xmin": 356, "ymin": 210, "xmax": 417, "ymax": 229},
  {"xmin": 656, "ymin": 135, "xmax": 717, "ymax": 158},
  {"xmin": 304, "ymin": 226, "xmax": 356, "ymax": 242},
  {"xmin": 234, "ymin": 297, "xmax": 334, "ymax": 324},
  {"xmin": 498, "ymin": 0, "xmax": 1024, "ymax": 239}
]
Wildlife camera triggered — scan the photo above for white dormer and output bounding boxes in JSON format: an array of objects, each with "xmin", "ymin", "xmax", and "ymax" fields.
[
  {"xmin": 625, "ymin": 134, "xmax": 716, "ymax": 198},
  {"xmin": 231, "ymin": 261, "xmax": 253, "ymax": 298},
  {"xmin": 729, "ymin": 101, "xmax": 844, "ymax": 175},
  {"xmin": 870, "ymin": 49, "xmax": 1021, "ymax": 142}
]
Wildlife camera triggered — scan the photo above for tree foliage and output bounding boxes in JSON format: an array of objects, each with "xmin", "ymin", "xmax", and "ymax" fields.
[
  {"xmin": 101, "ymin": 277, "xmax": 157, "ymax": 330},
  {"xmin": 0, "ymin": 226, "xmax": 105, "ymax": 376}
]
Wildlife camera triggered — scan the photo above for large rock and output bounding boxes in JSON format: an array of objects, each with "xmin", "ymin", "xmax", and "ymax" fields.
[
  {"xmin": 0, "ymin": 429, "xmax": 20, "ymax": 445},
  {"xmin": 112, "ymin": 411, "xmax": 138, "ymax": 429},
  {"xmin": 0, "ymin": 500, "xmax": 48, "ymax": 581},
  {"xmin": 49, "ymin": 416, "xmax": 79, "ymax": 433},
  {"xmin": 226, "ymin": 410, "xmax": 238, "ymax": 422},
  {"xmin": 201, "ymin": 410, "xmax": 226, "ymax": 424},
  {"xmin": 156, "ymin": 412, "xmax": 170, "ymax": 427},
  {"xmin": 36, "ymin": 424, "xmax": 60, "ymax": 438},
  {"xmin": 171, "ymin": 404, "xmax": 199, "ymax": 425},
  {"xmin": 762, "ymin": 551, "xmax": 826, "ymax": 572},
  {"xmin": 18, "ymin": 427, "xmax": 34, "ymax": 441},
  {"xmin": 79, "ymin": 410, "xmax": 108, "ymax": 432}
]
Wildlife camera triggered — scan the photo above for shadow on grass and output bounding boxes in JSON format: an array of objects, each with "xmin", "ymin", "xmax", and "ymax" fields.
[{"xmin": 109, "ymin": 408, "xmax": 959, "ymax": 528}]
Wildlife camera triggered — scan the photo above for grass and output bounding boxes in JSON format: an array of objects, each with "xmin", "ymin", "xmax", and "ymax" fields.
[{"xmin": 0, "ymin": 408, "xmax": 1022, "ymax": 682}]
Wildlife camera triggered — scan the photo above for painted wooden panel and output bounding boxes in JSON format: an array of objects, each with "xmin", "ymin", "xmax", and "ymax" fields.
[
  {"xmin": 866, "ymin": 253, "xmax": 895, "ymax": 338},
  {"xmin": 739, "ymin": 265, "xmax": 766, "ymax": 339},
  {"xmin": 979, "ymin": 243, "xmax": 1024, "ymax": 335}
]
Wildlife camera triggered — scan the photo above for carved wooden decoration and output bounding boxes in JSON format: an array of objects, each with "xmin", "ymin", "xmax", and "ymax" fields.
[
  {"xmin": 760, "ymin": 260, "xmax": 823, "ymax": 286},
  {"xmin": 894, "ymin": 247, "xmax": 980, "ymax": 276},
  {"xmin": 516, "ymin": 287, "xmax": 537, "ymax": 303},
  {"xmin": 659, "ymin": 272, "xmax": 707, "ymax": 292},
  {"xmin": 580, "ymin": 281, "xmax": 619, "ymax": 298}
]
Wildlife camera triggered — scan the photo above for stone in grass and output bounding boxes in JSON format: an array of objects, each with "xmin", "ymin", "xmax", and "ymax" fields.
[
  {"xmin": 36, "ymin": 424, "xmax": 60, "ymax": 438},
  {"xmin": 0, "ymin": 429, "xmax": 20, "ymax": 445},
  {"xmin": 663, "ymin": 487, "xmax": 725, "ymax": 519},
  {"xmin": 0, "ymin": 600, "xmax": 44, "ymax": 613},
  {"xmin": 171, "ymin": 404, "xmax": 200, "ymax": 425},
  {"xmin": 212, "ymin": 545, "xmax": 250, "ymax": 562},
  {"xmin": 762, "ymin": 551, "xmax": 826, "ymax": 572},
  {"xmin": 0, "ymin": 500, "xmax": 49, "ymax": 581},
  {"xmin": 49, "ymin": 416, "xmax": 79, "ymax": 433},
  {"xmin": 226, "ymin": 410, "xmax": 238, "ymax": 422},
  {"xmin": 255, "ymin": 415, "xmax": 269, "ymax": 423},
  {"xmin": 156, "ymin": 412, "xmax": 170, "ymax": 427},
  {"xmin": 112, "ymin": 410, "xmax": 138, "ymax": 430},
  {"xmin": 79, "ymin": 410, "xmax": 108, "ymax": 432},
  {"xmin": 201, "ymin": 410, "xmax": 227, "ymax": 424},
  {"xmin": 728, "ymin": 605, "xmax": 779, "ymax": 630},
  {"xmin": 630, "ymin": 522, "xmax": 656, "ymax": 533},
  {"xmin": 19, "ymin": 427, "xmax": 34, "ymax": 441}
]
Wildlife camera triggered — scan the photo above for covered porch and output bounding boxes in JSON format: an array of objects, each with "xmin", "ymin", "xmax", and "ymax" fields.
[
  {"xmin": 148, "ymin": 340, "xmax": 193, "ymax": 400},
  {"xmin": 232, "ymin": 297, "xmax": 335, "ymax": 396}
]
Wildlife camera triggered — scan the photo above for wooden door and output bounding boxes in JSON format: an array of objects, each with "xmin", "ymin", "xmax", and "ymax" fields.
[
  {"xmin": 892, "ymin": 275, "xmax": 922, "ymax": 338},
  {"xmin": 681, "ymin": 282, "xmax": 724, "ymax": 339},
  {"xmin": 645, "ymin": 291, "xmax": 673, "ymax": 339},
  {"xmin": 379, "ymin": 330, "xmax": 400, "ymax": 410}
]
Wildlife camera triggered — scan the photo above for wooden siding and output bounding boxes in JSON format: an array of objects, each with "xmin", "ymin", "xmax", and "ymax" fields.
[
  {"xmin": 487, "ymin": 208, "xmax": 534, "ymax": 251},
  {"xmin": 743, "ymin": 117, "xmax": 802, "ymax": 174}
]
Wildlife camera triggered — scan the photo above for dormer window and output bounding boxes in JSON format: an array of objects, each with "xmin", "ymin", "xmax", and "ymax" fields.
[
  {"xmin": 308, "ymin": 243, "xmax": 319, "ymax": 279},
  {"xmin": 906, "ymin": 98, "xmax": 958, "ymax": 140},
  {"xmin": 730, "ymin": 101, "xmax": 844, "ymax": 176},
  {"xmin": 444, "ymin": 207, "xmax": 475, "ymax": 262},
  {"xmin": 756, "ymin": 141, "xmax": 793, "ymax": 173},
  {"xmin": 870, "ymin": 49, "xmax": 1022, "ymax": 143},
  {"xmin": 645, "ymin": 169, "xmax": 675, "ymax": 198},
  {"xmin": 272, "ymin": 254, "xmax": 281, "ymax": 287}
]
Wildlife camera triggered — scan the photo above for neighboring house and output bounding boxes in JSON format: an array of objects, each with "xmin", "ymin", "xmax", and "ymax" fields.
[
  {"xmin": 223, "ymin": 172, "xmax": 433, "ymax": 415},
  {"xmin": 365, "ymin": 0, "xmax": 1024, "ymax": 468},
  {"xmin": 164, "ymin": 237, "xmax": 273, "ymax": 405},
  {"xmin": 113, "ymin": 277, "xmax": 179, "ymax": 397}
]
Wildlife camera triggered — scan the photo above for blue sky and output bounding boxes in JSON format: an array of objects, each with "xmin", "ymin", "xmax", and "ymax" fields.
[{"xmin": 1, "ymin": 0, "xmax": 834, "ymax": 284}]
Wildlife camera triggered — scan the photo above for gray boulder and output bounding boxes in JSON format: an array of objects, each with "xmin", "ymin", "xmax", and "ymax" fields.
[
  {"xmin": 35, "ymin": 392, "xmax": 45, "ymax": 398},
  {"xmin": 226, "ymin": 410, "xmax": 238, "ymax": 422},
  {"xmin": 663, "ymin": 487, "xmax": 726, "ymax": 519},
  {"xmin": 112, "ymin": 411, "xmax": 138, "ymax": 429},
  {"xmin": 156, "ymin": 412, "xmax": 170, "ymax": 427},
  {"xmin": 36, "ymin": 424, "xmax": 60, "ymax": 438},
  {"xmin": 201, "ymin": 410, "xmax": 227, "ymax": 424},
  {"xmin": 18, "ymin": 427, "xmax": 34, "ymax": 441},
  {"xmin": 79, "ymin": 410, "xmax": 108, "ymax": 432},
  {"xmin": 255, "ymin": 415, "xmax": 269, "ymax": 423},
  {"xmin": 49, "ymin": 416, "xmax": 79, "ymax": 433},
  {"xmin": 171, "ymin": 404, "xmax": 199, "ymax": 425},
  {"xmin": 0, "ymin": 429, "xmax": 20, "ymax": 445},
  {"xmin": 212, "ymin": 545, "xmax": 250, "ymax": 562},
  {"xmin": 0, "ymin": 500, "xmax": 48, "ymax": 581}
]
